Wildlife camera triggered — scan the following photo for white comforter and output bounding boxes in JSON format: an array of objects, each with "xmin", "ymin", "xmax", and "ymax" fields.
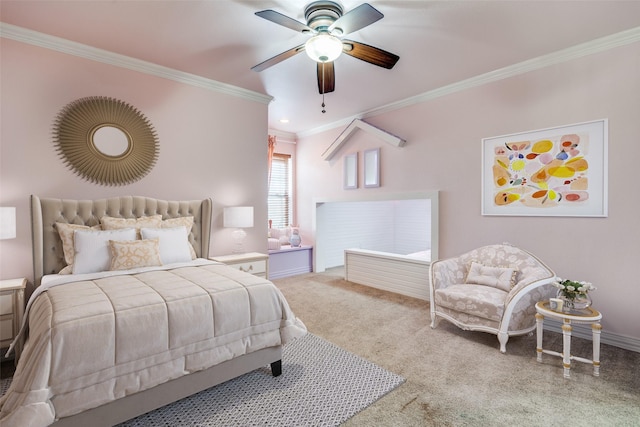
[{"xmin": 0, "ymin": 259, "xmax": 307, "ymax": 427}]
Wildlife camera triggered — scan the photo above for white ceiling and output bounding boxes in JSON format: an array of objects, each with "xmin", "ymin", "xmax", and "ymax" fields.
[{"xmin": 2, "ymin": 1, "xmax": 640, "ymax": 136}]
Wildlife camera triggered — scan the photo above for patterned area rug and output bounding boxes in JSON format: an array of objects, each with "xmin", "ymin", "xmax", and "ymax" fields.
[{"xmin": 0, "ymin": 334, "xmax": 404, "ymax": 426}]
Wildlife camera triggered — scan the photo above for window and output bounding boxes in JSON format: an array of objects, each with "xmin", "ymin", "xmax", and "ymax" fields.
[{"xmin": 268, "ymin": 153, "xmax": 292, "ymax": 229}]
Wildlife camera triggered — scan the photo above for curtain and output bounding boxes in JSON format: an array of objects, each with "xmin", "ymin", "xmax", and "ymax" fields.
[{"xmin": 267, "ymin": 134, "xmax": 276, "ymax": 186}]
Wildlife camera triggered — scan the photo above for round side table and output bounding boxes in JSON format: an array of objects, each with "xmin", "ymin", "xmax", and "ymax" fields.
[{"xmin": 535, "ymin": 301, "xmax": 602, "ymax": 378}]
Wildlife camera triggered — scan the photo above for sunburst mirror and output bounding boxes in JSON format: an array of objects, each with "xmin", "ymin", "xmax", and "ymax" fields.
[{"xmin": 53, "ymin": 96, "xmax": 159, "ymax": 186}]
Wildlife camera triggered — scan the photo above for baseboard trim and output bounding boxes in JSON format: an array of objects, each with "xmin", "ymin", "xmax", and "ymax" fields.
[
  {"xmin": 269, "ymin": 266, "xmax": 312, "ymax": 279},
  {"xmin": 543, "ymin": 320, "xmax": 640, "ymax": 353}
]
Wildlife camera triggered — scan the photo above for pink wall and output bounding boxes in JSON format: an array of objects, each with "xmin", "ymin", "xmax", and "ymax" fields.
[
  {"xmin": 295, "ymin": 42, "xmax": 640, "ymax": 342},
  {"xmin": 0, "ymin": 38, "xmax": 270, "ymax": 288}
]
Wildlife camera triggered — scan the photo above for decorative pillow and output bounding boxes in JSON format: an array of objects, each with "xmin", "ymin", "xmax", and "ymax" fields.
[
  {"xmin": 109, "ymin": 238, "xmax": 162, "ymax": 271},
  {"xmin": 162, "ymin": 216, "xmax": 194, "ymax": 230},
  {"xmin": 100, "ymin": 215, "xmax": 163, "ymax": 238},
  {"xmin": 270, "ymin": 227, "xmax": 292, "ymax": 246},
  {"xmin": 141, "ymin": 226, "xmax": 192, "ymax": 265},
  {"xmin": 465, "ymin": 261, "xmax": 518, "ymax": 292},
  {"xmin": 268, "ymin": 237, "xmax": 281, "ymax": 250},
  {"xmin": 55, "ymin": 222, "xmax": 101, "ymax": 268},
  {"xmin": 73, "ymin": 228, "xmax": 137, "ymax": 274},
  {"xmin": 162, "ymin": 216, "xmax": 197, "ymax": 259}
]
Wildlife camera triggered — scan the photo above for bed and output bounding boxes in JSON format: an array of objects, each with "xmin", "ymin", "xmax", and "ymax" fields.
[
  {"xmin": 0, "ymin": 195, "xmax": 307, "ymax": 427},
  {"xmin": 344, "ymin": 248, "xmax": 431, "ymax": 300}
]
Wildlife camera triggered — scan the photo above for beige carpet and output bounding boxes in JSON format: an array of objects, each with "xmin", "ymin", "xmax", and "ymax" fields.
[{"xmin": 272, "ymin": 268, "xmax": 640, "ymax": 427}]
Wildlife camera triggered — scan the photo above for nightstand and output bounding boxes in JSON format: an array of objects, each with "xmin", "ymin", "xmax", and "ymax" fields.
[
  {"xmin": 210, "ymin": 252, "xmax": 269, "ymax": 278},
  {"xmin": 1, "ymin": 278, "xmax": 27, "ymax": 362}
]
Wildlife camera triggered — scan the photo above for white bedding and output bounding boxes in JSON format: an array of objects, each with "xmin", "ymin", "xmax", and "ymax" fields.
[{"xmin": 0, "ymin": 259, "xmax": 307, "ymax": 427}]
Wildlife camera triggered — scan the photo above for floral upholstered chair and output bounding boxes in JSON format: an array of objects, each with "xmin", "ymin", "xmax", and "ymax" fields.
[{"xmin": 429, "ymin": 243, "xmax": 555, "ymax": 353}]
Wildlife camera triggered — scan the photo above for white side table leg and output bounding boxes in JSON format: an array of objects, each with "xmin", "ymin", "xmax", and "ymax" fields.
[
  {"xmin": 535, "ymin": 313, "xmax": 544, "ymax": 362},
  {"xmin": 562, "ymin": 319, "xmax": 572, "ymax": 378},
  {"xmin": 592, "ymin": 322, "xmax": 602, "ymax": 376}
]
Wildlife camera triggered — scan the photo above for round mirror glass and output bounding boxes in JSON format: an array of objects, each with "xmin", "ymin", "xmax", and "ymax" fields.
[{"xmin": 93, "ymin": 126, "xmax": 130, "ymax": 157}]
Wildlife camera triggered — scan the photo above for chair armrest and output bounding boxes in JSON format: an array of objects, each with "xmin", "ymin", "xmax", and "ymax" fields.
[
  {"xmin": 430, "ymin": 258, "xmax": 466, "ymax": 291},
  {"xmin": 505, "ymin": 272, "xmax": 555, "ymax": 305}
]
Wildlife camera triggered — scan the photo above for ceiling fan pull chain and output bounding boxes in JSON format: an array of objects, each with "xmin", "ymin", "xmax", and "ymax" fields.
[{"xmin": 321, "ymin": 63, "xmax": 327, "ymax": 114}]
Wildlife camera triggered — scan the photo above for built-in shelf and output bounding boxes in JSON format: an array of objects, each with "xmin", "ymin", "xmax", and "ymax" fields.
[{"xmin": 268, "ymin": 245, "xmax": 313, "ymax": 279}]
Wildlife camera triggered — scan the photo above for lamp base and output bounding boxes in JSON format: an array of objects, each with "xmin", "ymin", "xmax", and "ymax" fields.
[{"xmin": 231, "ymin": 228, "xmax": 247, "ymax": 254}]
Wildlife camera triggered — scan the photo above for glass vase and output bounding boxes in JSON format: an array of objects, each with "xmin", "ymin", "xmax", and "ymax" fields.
[{"xmin": 557, "ymin": 290, "xmax": 592, "ymax": 312}]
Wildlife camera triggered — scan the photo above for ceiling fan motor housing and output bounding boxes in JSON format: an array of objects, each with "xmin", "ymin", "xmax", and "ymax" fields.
[{"xmin": 305, "ymin": 1, "xmax": 343, "ymax": 32}]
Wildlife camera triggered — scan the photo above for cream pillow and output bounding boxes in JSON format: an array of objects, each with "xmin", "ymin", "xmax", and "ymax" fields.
[
  {"xmin": 109, "ymin": 238, "xmax": 162, "ymax": 271},
  {"xmin": 55, "ymin": 222, "xmax": 101, "ymax": 269},
  {"xmin": 141, "ymin": 226, "xmax": 192, "ymax": 265},
  {"xmin": 162, "ymin": 216, "xmax": 197, "ymax": 259},
  {"xmin": 465, "ymin": 261, "xmax": 518, "ymax": 292},
  {"xmin": 72, "ymin": 228, "xmax": 137, "ymax": 274},
  {"xmin": 101, "ymin": 215, "xmax": 163, "ymax": 237},
  {"xmin": 162, "ymin": 216, "xmax": 194, "ymax": 230}
]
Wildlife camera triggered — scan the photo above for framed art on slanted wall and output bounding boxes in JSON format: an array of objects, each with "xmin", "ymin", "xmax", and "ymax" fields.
[
  {"xmin": 364, "ymin": 148, "xmax": 380, "ymax": 188},
  {"xmin": 343, "ymin": 153, "xmax": 358, "ymax": 190},
  {"xmin": 481, "ymin": 119, "xmax": 608, "ymax": 217}
]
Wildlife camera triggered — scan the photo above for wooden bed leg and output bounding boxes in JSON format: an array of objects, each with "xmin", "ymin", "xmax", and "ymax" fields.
[{"xmin": 270, "ymin": 360, "xmax": 282, "ymax": 377}]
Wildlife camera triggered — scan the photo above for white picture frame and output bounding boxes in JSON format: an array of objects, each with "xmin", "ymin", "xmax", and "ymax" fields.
[
  {"xmin": 481, "ymin": 119, "xmax": 608, "ymax": 217},
  {"xmin": 363, "ymin": 148, "xmax": 380, "ymax": 188},
  {"xmin": 343, "ymin": 153, "xmax": 358, "ymax": 190}
]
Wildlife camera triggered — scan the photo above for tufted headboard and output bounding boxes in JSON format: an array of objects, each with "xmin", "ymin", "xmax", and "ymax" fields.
[{"xmin": 31, "ymin": 195, "xmax": 212, "ymax": 287}]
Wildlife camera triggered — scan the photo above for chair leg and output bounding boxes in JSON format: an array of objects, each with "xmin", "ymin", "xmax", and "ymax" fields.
[
  {"xmin": 430, "ymin": 312, "xmax": 439, "ymax": 329},
  {"xmin": 498, "ymin": 332, "xmax": 509, "ymax": 353}
]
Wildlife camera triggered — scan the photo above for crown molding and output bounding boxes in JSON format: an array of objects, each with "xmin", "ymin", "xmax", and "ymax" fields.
[
  {"xmin": 298, "ymin": 26, "xmax": 640, "ymax": 138},
  {"xmin": 0, "ymin": 22, "xmax": 273, "ymax": 105},
  {"xmin": 268, "ymin": 129, "xmax": 298, "ymax": 144}
]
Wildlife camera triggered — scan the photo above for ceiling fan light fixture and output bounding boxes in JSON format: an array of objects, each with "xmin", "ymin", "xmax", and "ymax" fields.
[{"xmin": 305, "ymin": 33, "xmax": 343, "ymax": 63}]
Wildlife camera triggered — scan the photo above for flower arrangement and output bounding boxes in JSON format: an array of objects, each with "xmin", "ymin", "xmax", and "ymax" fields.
[{"xmin": 552, "ymin": 277, "xmax": 596, "ymax": 301}]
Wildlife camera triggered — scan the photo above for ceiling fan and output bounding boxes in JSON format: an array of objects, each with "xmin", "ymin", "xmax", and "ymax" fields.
[{"xmin": 252, "ymin": 1, "xmax": 399, "ymax": 106}]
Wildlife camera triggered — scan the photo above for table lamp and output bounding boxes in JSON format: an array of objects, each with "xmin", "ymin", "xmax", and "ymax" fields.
[{"xmin": 0, "ymin": 207, "xmax": 16, "ymax": 240}]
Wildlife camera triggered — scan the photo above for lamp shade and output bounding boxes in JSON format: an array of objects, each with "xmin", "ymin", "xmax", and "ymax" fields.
[
  {"xmin": 305, "ymin": 33, "xmax": 343, "ymax": 63},
  {"xmin": 0, "ymin": 207, "xmax": 16, "ymax": 239},
  {"xmin": 223, "ymin": 207, "xmax": 254, "ymax": 228}
]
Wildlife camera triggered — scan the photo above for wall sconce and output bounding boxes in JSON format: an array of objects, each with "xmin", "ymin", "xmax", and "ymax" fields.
[
  {"xmin": 0, "ymin": 207, "xmax": 16, "ymax": 240},
  {"xmin": 223, "ymin": 206, "xmax": 254, "ymax": 253}
]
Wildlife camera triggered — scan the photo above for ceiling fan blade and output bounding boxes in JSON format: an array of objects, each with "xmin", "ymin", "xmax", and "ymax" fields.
[
  {"xmin": 251, "ymin": 44, "xmax": 306, "ymax": 72},
  {"xmin": 329, "ymin": 3, "xmax": 383, "ymax": 35},
  {"xmin": 342, "ymin": 40, "xmax": 399, "ymax": 69},
  {"xmin": 255, "ymin": 10, "xmax": 314, "ymax": 33},
  {"xmin": 317, "ymin": 62, "xmax": 335, "ymax": 94}
]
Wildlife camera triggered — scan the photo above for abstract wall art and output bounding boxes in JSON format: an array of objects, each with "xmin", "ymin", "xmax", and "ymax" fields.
[{"xmin": 481, "ymin": 119, "xmax": 608, "ymax": 217}]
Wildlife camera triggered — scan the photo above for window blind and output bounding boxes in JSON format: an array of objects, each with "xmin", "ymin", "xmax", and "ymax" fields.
[{"xmin": 268, "ymin": 154, "xmax": 292, "ymax": 229}]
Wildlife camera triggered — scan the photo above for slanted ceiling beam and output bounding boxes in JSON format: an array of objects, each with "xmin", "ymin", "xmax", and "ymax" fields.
[{"xmin": 321, "ymin": 119, "xmax": 406, "ymax": 161}]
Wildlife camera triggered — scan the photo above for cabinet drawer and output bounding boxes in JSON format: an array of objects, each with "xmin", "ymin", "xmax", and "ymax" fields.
[
  {"xmin": 0, "ymin": 293, "xmax": 13, "ymax": 316},
  {"xmin": 230, "ymin": 260, "xmax": 266, "ymax": 275},
  {"xmin": 0, "ymin": 315, "xmax": 13, "ymax": 343}
]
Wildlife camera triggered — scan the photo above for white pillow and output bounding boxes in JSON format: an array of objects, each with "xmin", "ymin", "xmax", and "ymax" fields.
[
  {"xmin": 141, "ymin": 226, "xmax": 192, "ymax": 265},
  {"xmin": 162, "ymin": 216, "xmax": 197, "ymax": 259},
  {"xmin": 55, "ymin": 222, "xmax": 101, "ymax": 271},
  {"xmin": 73, "ymin": 228, "xmax": 137, "ymax": 274}
]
